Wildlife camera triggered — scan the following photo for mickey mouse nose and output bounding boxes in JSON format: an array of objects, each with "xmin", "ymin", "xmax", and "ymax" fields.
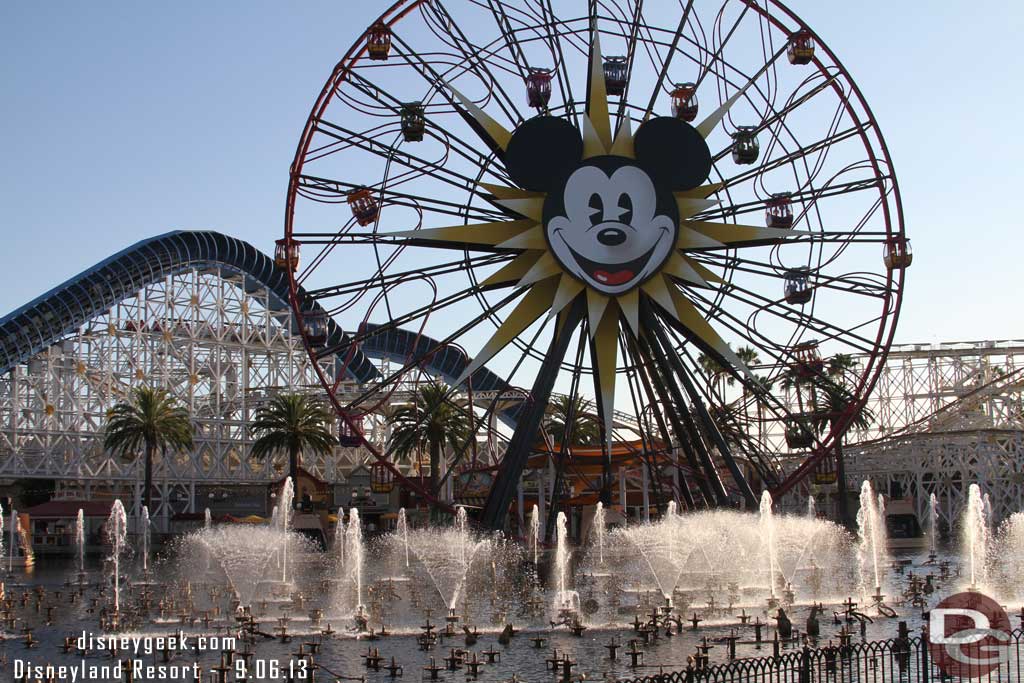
[{"xmin": 597, "ymin": 228, "xmax": 627, "ymax": 246}]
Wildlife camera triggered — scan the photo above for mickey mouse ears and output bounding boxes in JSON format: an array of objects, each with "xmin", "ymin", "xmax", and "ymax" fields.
[
  {"xmin": 504, "ymin": 117, "xmax": 583, "ymax": 192},
  {"xmin": 504, "ymin": 115, "xmax": 711, "ymax": 193},
  {"xmin": 633, "ymin": 117, "xmax": 712, "ymax": 192}
]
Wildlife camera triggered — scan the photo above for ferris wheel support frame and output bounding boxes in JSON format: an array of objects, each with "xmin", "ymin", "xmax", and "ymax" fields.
[
  {"xmin": 283, "ymin": 0, "xmax": 908, "ymax": 522},
  {"xmin": 648, "ymin": 304, "xmax": 759, "ymax": 508},
  {"xmin": 480, "ymin": 300, "xmax": 584, "ymax": 529}
]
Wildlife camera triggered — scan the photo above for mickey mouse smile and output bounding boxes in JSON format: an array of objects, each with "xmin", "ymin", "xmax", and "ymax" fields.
[{"xmin": 556, "ymin": 228, "xmax": 667, "ymax": 287}]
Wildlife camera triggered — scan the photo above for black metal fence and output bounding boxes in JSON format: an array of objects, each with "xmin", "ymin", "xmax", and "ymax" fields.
[{"xmin": 619, "ymin": 629, "xmax": 1024, "ymax": 683}]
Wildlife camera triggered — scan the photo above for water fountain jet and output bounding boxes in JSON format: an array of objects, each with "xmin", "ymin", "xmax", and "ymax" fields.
[
  {"xmin": 346, "ymin": 507, "xmax": 365, "ymax": 619},
  {"xmin": 139, "ymin": 505, "xmax": 151, "ymax": 575},
  {"xmin": 402, "ymin": 506, "xmax": 493, "ymax": 618},
  {"xmin": 760, "ymin": 492, "xmax": 780, "ymax": 607},
  {"xmin": 397, "ymin": 507, "xmax": 410, "ymax": 568},
  {"xmin": 7, "ymin": 506, "xmax": 17, "ymax": 576},
  {"xmin": 856, "ymin": 481, "xmax": 888, "ymax": 606},
  {"xmin": 185, "ymin": 523, "xmax": 300, "ymax": 608},
  {"xmin": 278, "ymin": 477, "xmax": 294, "ymax": 584},
  {"xmin": 105, "ymin": 500, "xmax": 128, "ymax": 620},
  {"xmin": 529, "ymin": 505, "xmax": 540, "ymax": 567},
  {"xmin": 927, "ymin": 493, "xmax": 939, "ymax": 562},
  {"xmin": 74, "ymin": 509, "xmax": 86, "ymax": 583},
  {"xmin": 962, "ymin": 483, "xmax": 989, "ymax": 591},
  {"xmin": 552, "ymin": 512, "xmax": 580, "ymax": 621}
]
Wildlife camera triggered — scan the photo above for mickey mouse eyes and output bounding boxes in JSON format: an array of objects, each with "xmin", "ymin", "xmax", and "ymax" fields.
[
  {"xmin": 588, "ymin": 193, "xmax": 603, "ymax": 227},
  {"xmin": 588, "ymin": 192, "xmax": 634, "ymax": 226},
  {"xmin": 618, "ymin": 193, "xmax": 633, "ymax": 225}
]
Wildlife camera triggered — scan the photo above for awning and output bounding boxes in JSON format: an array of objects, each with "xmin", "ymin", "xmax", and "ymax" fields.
[
  {"xmin": 22, "ymin": 500, "xmax": 115, "ymax": 519},
  {"xmin": 236, "ymin": 515, "xmax": 267, "ymax": 524}
]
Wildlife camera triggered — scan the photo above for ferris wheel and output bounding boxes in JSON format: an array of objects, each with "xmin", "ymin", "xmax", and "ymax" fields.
[{"xmin": 281, "ymin": 0, "xmax": 907, "ymax": 525}]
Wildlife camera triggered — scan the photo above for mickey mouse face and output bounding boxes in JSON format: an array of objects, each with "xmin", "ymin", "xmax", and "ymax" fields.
[
  {"xmin": 503, "ymin": 115, "xmax": 712, "ymax": 296},
  {"xmin": 545, "ymin": 158, "xmax": 677, "ymax": 294}
]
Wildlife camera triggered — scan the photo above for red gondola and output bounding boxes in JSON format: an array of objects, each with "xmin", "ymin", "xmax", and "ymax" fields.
[
  {"xmin": 791, "ymin": 340, "xmax": 824, "ymax": 379},
  {"xmin": 526, "ymin": 69, "xmax": 553, "ymax": 109},
  {"xmin": 784, "ymin": 268, "xmax": 813, "ymax": 305},
  {"xmin": 339, "ymin": 413, "xmax": 365, "ymax": 448},
  {"xmin": 765, "ymin": 192, "xmax": 794, "ymax": 228},
  {"xmin": 670, "ymin": 82, "xmax": 698, "ymax": 122},
  {"xmin": 347, "ymin": 188, "xmax": 379, "ymax": 226}
]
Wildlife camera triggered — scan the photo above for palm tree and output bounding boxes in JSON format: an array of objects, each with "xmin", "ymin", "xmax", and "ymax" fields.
[
  {"xmin": 778, "ymin": 366, "xmax": 808, "ymax": 415},
  {"xmin": 697, "ymin": 351, "xmax": 734, "ymax": 395},
  {"xmin": 387, "ymin": 382, "xmax": 471, "ymax": 496},
  {"xmin": 736, "ymin": 346, "xmax": 760, "ymax": 367},
  {"xmin": 734, "ymin": 346, "xmax": 761, "ymax": 423},
  {"xmin": 827, "ymin": 353, "xmax": 857, "ymax": 382},
  {"xmin": 811, "ymin": 374, "xmax": 875, "ymax": 528},
  {"xmin": 251, "ymin": 393, "xmax": 338, "ymax": 495},
  {"xmin": 751, "ymin": 373, "xmax": 774, "ymax": 444},
  {"xmin": 811, "ymin": 378, "xmax": 874, "ymax": 435},
  {"xmin": 544, "ymin": 394, "xmax": 601, "ymax": 446},
  {"xmin": 104, "ymin": 386, "xmax": 194, "ymax": 512}
]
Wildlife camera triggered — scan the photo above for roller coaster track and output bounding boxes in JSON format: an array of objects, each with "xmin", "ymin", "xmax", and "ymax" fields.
[
  {"xmin": 0, "ymin": 231, "xmax": 367, "ymax": 377},
  {"xmin": 0, "ymin": 231, "xmax": 511, "ymax": 393}
]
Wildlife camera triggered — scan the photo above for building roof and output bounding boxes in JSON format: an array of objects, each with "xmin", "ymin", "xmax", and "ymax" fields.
[
  {"xmin": 23, "ymin": 500, "xmax": 115, "ymax": 518},
  {"xmin": 268, "ymin": 466, "xmax": 327, "ymax": 487},
  {"xmin": 525, "ymin": 439, "xmax": 672, "ymax": 470}
]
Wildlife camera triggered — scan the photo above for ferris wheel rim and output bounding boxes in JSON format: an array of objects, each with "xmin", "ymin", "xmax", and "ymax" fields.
[{"xmin": 282, "ymin": 0, "xmax": 907, "ymax": 508}]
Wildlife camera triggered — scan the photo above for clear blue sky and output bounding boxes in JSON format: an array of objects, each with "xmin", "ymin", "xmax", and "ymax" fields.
[{"xmin": 2, "ymin": 1, "xmax": 1022, "ymax": 344}]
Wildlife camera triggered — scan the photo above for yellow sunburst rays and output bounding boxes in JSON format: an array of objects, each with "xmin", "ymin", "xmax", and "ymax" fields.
[{"xmin": 388, "ymin": 26, "xmax": 798, "ymax": 447}]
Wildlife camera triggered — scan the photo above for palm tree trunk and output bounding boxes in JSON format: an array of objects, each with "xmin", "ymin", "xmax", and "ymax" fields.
[
  {"xmin": 429, "ymin": 439, "xmax": 441, "ymax": 497},
  {"xmin": 143, "ymin": 440, "xmax": 155, "ymax": 513},
  {"xmin": 289, "ymin": 444, "xmax": 300, "ymax": 507}
]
